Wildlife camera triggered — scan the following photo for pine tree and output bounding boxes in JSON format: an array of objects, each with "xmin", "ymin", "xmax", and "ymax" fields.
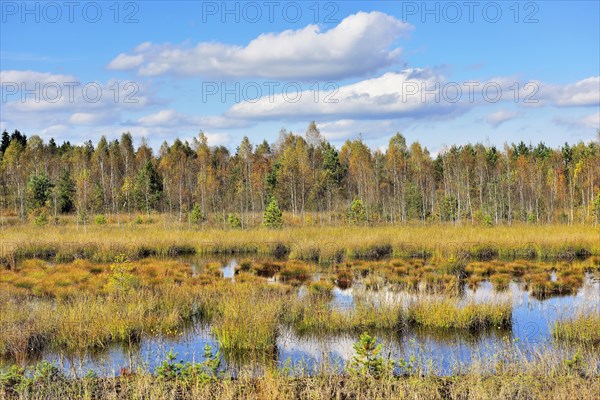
[
  {"xmin": 0, "ymin": 130, "xmax": 10, "ymax": 155},
  {"xmin": 27, "ymin": 173, "xmax": 53, "ymax": 210},
  {"xmin": 57, "ymin": 169, "xmax": 76, "ymax": 213},
  {"xmin": 263, "ymin": 198, "xmax": 283, "ymax": 228},
  {"xmin": 347, "ymin": 199, "xmax": 367, "ymax": 225}
]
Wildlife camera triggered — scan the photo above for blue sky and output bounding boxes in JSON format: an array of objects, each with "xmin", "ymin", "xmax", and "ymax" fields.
[{"xmin": 1, "ymin": 1, "xmax": 598, "ymax": 153}]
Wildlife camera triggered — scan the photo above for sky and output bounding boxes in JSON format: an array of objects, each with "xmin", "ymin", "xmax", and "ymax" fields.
[{"xmin": 1, "ymin": 0, "xmax": 599, "ymax": 154}]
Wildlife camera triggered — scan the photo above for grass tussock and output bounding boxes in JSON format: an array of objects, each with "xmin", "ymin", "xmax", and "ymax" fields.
[
  {"xmin": 213, "ymin": 284, "xmax": 286, "ymax": 356},
  {"xmin": 553, "ymin": 314, "xmax": 600, "ymax": 344},
  {"xmin": 407, "ymin": 298, "xmax": 512, "ymax": 331},
  {"xmin": 284, "ymin": 297, "xmax": 403, "ymax": 334}
]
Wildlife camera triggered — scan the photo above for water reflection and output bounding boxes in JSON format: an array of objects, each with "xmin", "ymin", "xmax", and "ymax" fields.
[{"xmin": 3, "ymin": 258, "xmax": 598, "ymax": 378}]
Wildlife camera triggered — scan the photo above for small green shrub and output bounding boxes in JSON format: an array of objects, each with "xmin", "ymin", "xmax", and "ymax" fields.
[
  {"xmin": 190, "ymin": 204, "xmax": 206, "ymax": 225},
  {"xmin": 347, "ymin": 199, "xmax": 367, "ymax": 225},
  {"xmin": 94, "ymin": 214, "xmax": 107, "ymax": 225},
  {"xmin": 227, "ymin": 213, "xmax": 242, "ymax": 228},
  {"xmin": 348, "ymin": 332, "xmax": 390, "ymax": 378},
  {"xmin": 106, "ymin": 254, "xmax": 139, "ymax": 293},
  {"xmin": 263, "ymin": 199, "xmax": 283, "ymax": 229},
  {"xmin": 33, "ymin": 211, "xmax": 48, "ymax": 227}
]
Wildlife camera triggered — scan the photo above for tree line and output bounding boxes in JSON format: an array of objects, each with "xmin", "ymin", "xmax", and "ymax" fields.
[{"xmin": 1, "ymin": 122, "xmax": 599, "ymax": 226}]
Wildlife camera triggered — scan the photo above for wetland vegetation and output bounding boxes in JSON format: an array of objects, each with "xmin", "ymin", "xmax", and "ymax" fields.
[
  {"xmin": 1, "ymin": 130, "xmax": 599, "ymax": 398},
  {"xmin": 1, "ymin": 223, "xmax": 599, "ymax": 399}
]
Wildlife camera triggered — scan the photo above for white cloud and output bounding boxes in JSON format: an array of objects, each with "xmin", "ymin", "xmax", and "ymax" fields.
[
  {"xmin": 200, "ymin": 132, "xmax": 230, "ymax": 147},
  {"xmin": 579, "ymin": 111, "xmax": 600, "ymax": 129},
  {"xmin": 68, "ymin": 112, "xmax": 113, "ymax": 125},
  {"xmin": 134, "ymin": 109, "xmax": 248, "ymax": 129},
  {"xmin": 1, "ymin": 72, "xmax": 155, "ymax": 114},
  {"xmin": 541, "ymin": 76, "xmax": 600, "ymax": 107},
  {"xmin": 107, "ymin": 12, "xmax": 412, "ymax": 80},
  {"xmin": 106, "ymin": 53, "xmax": 144, "ymax": 70},
  {"xmin": 485, "ymin": 109, "xmax": 520, "ymax": 127},
  {"xmin": 554, "ymin": 111, "xmax": 600, "ymax": 131},
  {"xmin": 318, "ymin": 119, "xmax": 399, "ymax": 142},
  {"xmin": 0, "ymin": 70, "xmax": 77, "ymax": 86},
  {"xmin": 226, "ymin": 69, "xmax": 466, "ymax": 121},
  {"xmin": 40, "ymin": 125, "xmax": 69, "ymax": 139}
]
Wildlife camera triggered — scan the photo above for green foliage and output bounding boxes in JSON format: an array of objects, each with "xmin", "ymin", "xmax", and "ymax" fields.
[
  {"xmin": 134, "ymin": 161, "xmax": 163, "ymax": 212},
  {"xmin": 347, "ymin": 199, "xmax": 367, "ymax": 225},
  {"xmin": 483, "ymin": 213, "xmax": 493, "ymax": 227},
  {"xmin": 263, "ymin": 198, "xmax": 283, "ymax": 229},
  {"xmin": 155, "ymin": 349, "xmax": 182, "ymax": 381},
  {"xmin": 348, "ymin": 332, "xmax": 389, "ymax": 378},
  {"xmin": 0, "ymin": 130, "xmax": 10, "ymax": 155},
  {"xmin": 593, "ymin": 192, "xmax": 600, "ymax": 217},
  {"xmin": 564, "ymin": 349, "xmax": 586, "ymax": 375},
  {"xmin": 0, "ymin": 365, "xmax": 25, "ymax": 389},
  {"xmin": 107, "ymin": 254, "xmax": 139, "ymax": 293},
  {"xmin": 33, "ymin": 361, "xmax": 64, "ymax": 383},
  {"xmin": 94, "ymin": 214, "xmax": 107, "ymax": 225},
  {"xmin": 227, "ymin": 213, "xmax": 241, "ymax": 228},
  {"xmin": 57, "ymin": 169, "xmax": 75, "ymax": 213},
  {"xmin": 156, "ymin": 346, "xmax": 221, "ymax": 384},
  {"xmin": 33, "ymin": 210, "xmax": 49, "ymax": 226},
  {"xmin": 27, "ymin": 173, "xmax": 53, "ymax": 210},
  {"xmin": 77, "ymin": 209, "xmax": 88, "ymax": 225},
  {"xmin": 396, "ymin": 355, "xmax": 416, "ymax": 376},
  {"xmin": 321, "ymin": 141, "xmax": 345, "ymax": 187},
  {"xmin": 438, "ymin": 195, "xmax": 458, "ymax": 222},
  {"xmin": 190, "ymin": 204, "xmax": 206, "ymax": 225}
]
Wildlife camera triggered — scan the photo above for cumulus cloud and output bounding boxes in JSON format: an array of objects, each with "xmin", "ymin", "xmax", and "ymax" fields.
[
  {"xmin": 1, "ymin": 71, "xmax": 155, "ymax": 114},
  {"xmin": 485, "ymin": 109, "xmax": 520, "ymax": 127},
  {"xmin": 107, "ymin": 12, "xmax": 412, "ymax": 80},
  {"xmin": 541, "ymin": 76, "xmax": 600, "ymax": 107},
  {"xmin": 225, "ymin": 68, "xmax": 470, "ymax": 121}
]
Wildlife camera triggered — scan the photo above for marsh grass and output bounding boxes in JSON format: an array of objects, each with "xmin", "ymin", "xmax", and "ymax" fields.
[
  {"xmin": 2, "ymin": 340, "xmax": 600, "ymax": 400},
  {"xmin": 0, "ymin": 250, "xmax": 595, "ymax": 378},
  {"xmin": 406, "ymin": 298, "xmax": 512, "ymax": 331},
  {"xmin": 0, "ymin": 286, "xmax": 205, "ymax": 360},
  {"xmin": 0, "ymin": 258, "xmax": 218, "ymax": 360},
  {"xmin": 307, "ymin": 280, "xmax": 334, "ymax": 298},
  {"xmin": 284, "ymin": 296, "xmax": 403, "ymax": 334},
  {"xmin": 213, "ymin": 284, "xmax": 286, "ymax": 356},
  {"xmin": 2, "ymin": 224, "xmax": 598, "ymax": 265},
  {"xmin": 553, "ymin": 314, "xmax": 600, "ymax": 344}
]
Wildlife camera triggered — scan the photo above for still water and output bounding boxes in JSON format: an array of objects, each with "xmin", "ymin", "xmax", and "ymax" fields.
[{"xmin": 11, "ymin": 258, "xmax": 600, "ymax": 377}]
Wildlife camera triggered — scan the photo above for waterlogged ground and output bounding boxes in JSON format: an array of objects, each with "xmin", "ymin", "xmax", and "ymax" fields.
[{"xmin": 6, "ymin": 257, "xmax": 598, "ymax": 378}]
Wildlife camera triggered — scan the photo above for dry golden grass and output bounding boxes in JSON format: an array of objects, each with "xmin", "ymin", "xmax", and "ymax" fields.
[{"xmin": 1, "ymin": 222, "xmax": 598, "ymax": 265}]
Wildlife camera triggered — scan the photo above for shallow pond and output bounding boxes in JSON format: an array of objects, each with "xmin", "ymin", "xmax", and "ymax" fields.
[{"xmin": 5, "ymin": 257, "xmax": 600, "ymax": 377}]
